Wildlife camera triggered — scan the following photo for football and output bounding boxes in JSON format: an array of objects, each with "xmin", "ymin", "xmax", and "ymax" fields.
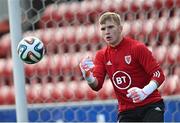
[{"xmin": 17, "ymin": 36, "xmax": 45, "ymax": 64}]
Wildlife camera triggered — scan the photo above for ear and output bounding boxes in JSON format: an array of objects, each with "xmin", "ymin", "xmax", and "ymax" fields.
[{"xmin": 119, "ymin": 25, "xmax": 123, "ymax": 31}]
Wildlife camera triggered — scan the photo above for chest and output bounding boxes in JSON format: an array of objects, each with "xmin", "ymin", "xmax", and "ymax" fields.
[{"xmin": 105, "ymin": 48, "xmax": 139, "ymax": 73}]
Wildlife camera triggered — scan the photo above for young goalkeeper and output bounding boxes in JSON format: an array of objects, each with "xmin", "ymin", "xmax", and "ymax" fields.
[{"xmin": 79, "ymin": 12, "xmax": 165, "ymax": 122}]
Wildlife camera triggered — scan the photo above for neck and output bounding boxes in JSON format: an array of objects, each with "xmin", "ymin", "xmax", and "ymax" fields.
[{"xmin": 110, "ymin": 36, "xmax": 123, "ymax": 47}]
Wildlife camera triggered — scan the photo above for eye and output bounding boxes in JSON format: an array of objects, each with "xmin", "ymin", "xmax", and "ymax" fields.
[
  {"xmin": 101, "ymin": 27, "xmax": 105, "ymax": 31},
  {"xmin": 108, "ymin": 25, "xmax": 114, "ymax": 29}
]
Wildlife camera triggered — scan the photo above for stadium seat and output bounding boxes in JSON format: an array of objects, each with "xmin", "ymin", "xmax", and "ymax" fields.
[
  {"xmin": 153, "ymin": 17, "xmax": 168, "ymax": 34},
  {"xmin": 141, "ymin": 19, "xmax": 155, "ymax": 36},
  {"xmin": 6, "ymin": 86, "xmax": 15, "ymax": 105},
  {"xmin": 3, "ymin": 59, "xmax": 12, "ymax": 78},
  {"xmin": 51, "ymin": 82, "xmax": 66, "ymax": 102},
  {"xmin": 0, "ymin": 34, "xmax": 11, "ymax": 57},
  {"xmin": 154, "ymin": 0, "xmax": 164, "ymax": 9},
  {"xmin": 165, "ymin": 0, "xmax": 175, "ymax": 8},
  {"xmin": 0, "ymin": 59, "xmax": 6, "ymax": 77},
  {"xmin": 39, "ymin": 83, "xmax": 54, "ymax": 103},
  {"xmin": 159, "ymin": 75, "xmax": 179, "ymax": 96},
  {"xmin": 130, "ymin": 0, "xmax": 143, "ymax": 12},
  {"xmin": 152, "ymin": 45, "xmax": 167, "ymax": 64},
  {"xmin": 75, "ymin": 81, "xmax": 89, "ymax": 100},
  {"xmin": 86, "ymin": 82, "xmax": 98, "ymax": 100},
  {"xmin": 64, "ymin": 26, "xmax": 76, "ymax": 44},
  {"xmin": 0, "ymin": 85, "xmax": 11, "ymax": 105},
  {"xmin": 27, "ymin": 83, "xmax": 42, "ymax": 103},
  {"xmin": 75, "ymin": 26, "xmax": 88, "ymax": 44},
  {"xmin": 25, "ymin": 63, "xmax": 36, "ymax": 77},
  {"xmin": 98, "ymin": 79, "xmax": 114, "ymax": 100},
  {"xmin": 62, "ymin": 82, "xmax": 77, "ymax": 101},
  {"xmin": 166, "ymin": 44, "xmax": 179, "ymax": 64},
  {"xmin": 49, "ymin": 55, "xmax": 61, "ymax": 76},
  {"xmin": 142, "ymin": 0, "xmax": 155, "ymax": 11},
  {"xmin": 36, "ymin": 56, "xmax": 49, "ymax": 77},
  {"xmin": 166, "ymin": 16, "xmax": 180, "ymax": 33},
  {"xmin": 130, "ymin": 20, "xmax": 142, "ymax": 35}
]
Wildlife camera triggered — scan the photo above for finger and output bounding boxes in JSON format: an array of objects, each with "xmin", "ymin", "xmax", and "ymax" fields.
[
  {"xmin": 133, "ymin": 97, "xmax": 141, "ymax": 103},
  {"xmin": 133, "ymin": 96, "xmax": 140, "ymax": 102},
  {"xmin": 128, "ymin": 91, "xmax": 139, "ymax": 99},
  {"xmin": 127, "ymin": 87, "xmax": 137, "ymax": 93},
  {"xmin": 126, "ymin": 93, "xmax": 131, "ymax": 98}
]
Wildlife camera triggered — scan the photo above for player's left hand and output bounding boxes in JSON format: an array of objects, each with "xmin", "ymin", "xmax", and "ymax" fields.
[{"xmin": 126, "ymin": 87, "xmax": 148, "ymax": 103}]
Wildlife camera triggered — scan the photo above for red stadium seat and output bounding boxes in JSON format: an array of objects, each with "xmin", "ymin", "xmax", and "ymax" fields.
[
  {"xmin": 51, "ymin": 82, "xmax": 66, "ymax": 102},
  {"xmin": 141, "ymin": 19, "xmax": 155, "ymax": 36},
  {"xmin": 49, "ymin": 55, "xmax": 61, "ymax": 76},
  {"xmin": 118, "ymin": 0, "xmax": 131, "ymax": 13},
  {"xmin": 36, "ymin": 56, "xmax": 49, "ymax": 77},
  {"xmin": 54, "ymin": 28, "xmax": 64, "ymax": 44},
  {"xmin": 153, "ymin": 17, "xmax": 168, "ymax": 34},
  {"xmin": 142, "ymin": 0, "xmax": 155, "ymax": 11},
  {"xmin": 62, "ymin": 82, "xmax": 77, "ymax": 101},
  {"xmin": 0, "ymin": 85, "xmax": 11, "ymax": 105},
  {"xmin": 6, "ymin": 86, "xmax": 15, "ymax": 105},
  {"xmin": 39, "ymin": 83, "xmax": 54, "ymax": 103},
  {"xmin": 98, "ymin": 79, "xmax": 114, "ymax": 100},
  {"xmin": 0, "ymin": 34, "xmax": 11, "ymax": 57},
  {"xmin": 3, "ymin": 59, "xmax": 12, "ymax": 78},
  {"xmin": 166, "ymin": 16, "xmax": 180, "ymax": 33},
  {"xmin": 159, "ymin": 75, "xmax": 178, "ymax": 96},
  {"xmin": 130, "ymin": 20, "xmax": 142, "ymax": 35},
  {"xmin": 154, "ymin": 0, "xmax": 164, "ymax": 9},
  {"xmin": 0, "ymin": 59, "xmax": 6, "ymax": 77},
  {"xmin": 122, "ymin": 22, "xmax": 131, "ymax": 36},
  {"xmin": 87, "ymin": 86, "xmax": 98, "ymax": 101},
  {"xmin": 25, "ymin": 63, "xmax": 36, "ymax": 77},
  {"xmin": 75, "ymin": 81, "xmax": 89, "ymax": 100},
  {"xmin": 152, "ymin": 45, "xmax": 167, "ymax": 64},
  {"xmin": 174, "ymin": 65, "xmax": 180, "ymax": 76},
  {"xmin": 165, "ymin": 0, "xmax": 175, "ymax": 8},
  {"xmin": 166, "ymin": 44, "xmax": 179, "ymax": 64},
  {"xmin": 27, "ymin": 83, "xmax": 42, "ymax": 103},
  {"xmin": 64, "ymin": 26, "xmax": 76, "ymax": 44},
  {"xmin": 87, "ymin": 25, "xmax": 101, "ymax": 44},
  {"xmin": 130, "ymin": 0, "xmax": 143, "ymax": 12},
  {"xmin": 75, "ymin": 26, "xmax": 88, "ymax": 44}
]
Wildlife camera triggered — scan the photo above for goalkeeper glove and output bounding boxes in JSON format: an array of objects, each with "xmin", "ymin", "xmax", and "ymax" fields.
[
  {"xmin": 79, "ymin": 58, "xmax": 96, "ymax": 84},
  {"xmin": 126, "ymin": 80, "xmax": 158, "ymax": 103}
]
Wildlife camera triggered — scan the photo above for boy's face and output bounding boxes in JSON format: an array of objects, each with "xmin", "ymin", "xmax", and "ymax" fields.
[{"xmin": 100, "ymin": 20, "xmax": 122, "ymax": 47}]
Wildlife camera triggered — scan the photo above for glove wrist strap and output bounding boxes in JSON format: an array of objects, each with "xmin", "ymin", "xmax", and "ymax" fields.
[
  {"xmin": 86, "ymin": 76, "xmax": 96, "ymax": 84},
  {"xmin": 142, "ymin": 80, "xmax": 158, "ymax": 96}
]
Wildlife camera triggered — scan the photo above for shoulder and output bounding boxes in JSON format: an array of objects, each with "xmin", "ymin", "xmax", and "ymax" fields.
[
  {"xmin": 95, "ymin": 47, "xmax": 107, "ymax": 62},
  {"xmin": 96, "ymin": 47, "xmax": 107, "ymax": 56},
  {"xmin": 125, "ymin": 37, "xmax": 151, "ymax": 55},
  {"xmin": 128, "ymin": 37, "xmax": 148, "ymax": 51}
]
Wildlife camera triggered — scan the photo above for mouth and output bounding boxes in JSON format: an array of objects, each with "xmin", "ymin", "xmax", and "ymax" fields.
[{"xmin": 106, "ymin": 36, "xmax": 112, "ymax": 41}]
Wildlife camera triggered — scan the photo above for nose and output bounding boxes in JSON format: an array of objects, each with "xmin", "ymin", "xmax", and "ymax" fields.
[{"xmin": 105, "ymin": 28, "xmax": 110, "ymax": 35}]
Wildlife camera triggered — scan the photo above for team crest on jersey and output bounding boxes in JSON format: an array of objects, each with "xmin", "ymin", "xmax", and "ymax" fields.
[{"xmin": 125, "ymin": 55, "xmax": 131, "ymax": 64}]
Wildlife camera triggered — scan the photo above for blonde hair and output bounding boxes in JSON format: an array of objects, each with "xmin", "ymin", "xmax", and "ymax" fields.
[{"xmin": 99, "ymin": 12, "xmax": 122, "ymax": 25}]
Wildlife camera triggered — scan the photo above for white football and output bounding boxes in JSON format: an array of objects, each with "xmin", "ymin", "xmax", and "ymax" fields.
[{"xmin": 17, "ymin": 36, "xmax": 45, "ymax": 64}]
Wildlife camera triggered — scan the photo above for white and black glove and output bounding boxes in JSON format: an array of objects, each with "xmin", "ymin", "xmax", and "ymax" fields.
[
  {"xmin": 126, "ymin": 81, "xmax": 158, "ymax": 103},
  {"xmin": 79, "ymin": 58, "xmax": 96, "ymax": 84}
]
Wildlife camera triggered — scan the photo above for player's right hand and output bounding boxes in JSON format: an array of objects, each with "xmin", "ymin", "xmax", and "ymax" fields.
[{"xmin": 79, "ymin": 58, "xmax": 95, "ymax": 84}]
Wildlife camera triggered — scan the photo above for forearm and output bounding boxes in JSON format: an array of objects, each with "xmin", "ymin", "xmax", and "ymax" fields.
[
  {"xmin": 88, "ymin": 78, "xmax": 99, "ymax": 91},
  {"xmin": 142, "ymin": 80, "xmax": 158, "ymax": 95}
]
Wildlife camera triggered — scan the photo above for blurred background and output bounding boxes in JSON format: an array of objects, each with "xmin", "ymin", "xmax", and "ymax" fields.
[{"xmin": 0, "ymin": 0, "xmax": 179, "ymax": 122}]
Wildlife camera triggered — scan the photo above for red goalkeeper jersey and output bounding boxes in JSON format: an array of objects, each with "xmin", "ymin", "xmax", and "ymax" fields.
[{"xmin": 93, "ymin": 36, "xmax": 165, "ymax": 112}]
